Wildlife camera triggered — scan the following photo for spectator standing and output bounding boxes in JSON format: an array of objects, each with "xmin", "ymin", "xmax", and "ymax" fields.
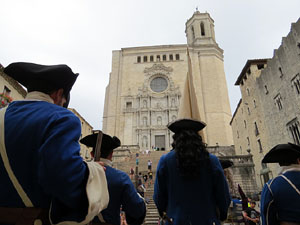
[
  {"xmin": 143, "ymin": 174, "xmax": 148, "ymax": 185},
  {"xmin": 130, "ymin": 167, "xmax": 134, "ymax": 180},
  {"xmin": 148, "ymin": 160, "xmax": 152, "ymax": 171},
  {"xmin": 148, "ymin": 170, "xmax": 153, "ymax": 186},
  {"xmin": 243, "ymin": 201, "xmax": 260, "ymax": 225}
]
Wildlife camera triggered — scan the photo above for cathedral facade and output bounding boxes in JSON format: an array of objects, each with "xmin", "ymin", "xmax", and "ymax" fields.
[{"xmin": 103, "ymin": 11, "xmax": 233, "ymax": 150}]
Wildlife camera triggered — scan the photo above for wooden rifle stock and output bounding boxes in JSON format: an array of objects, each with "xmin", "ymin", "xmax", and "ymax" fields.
[{"xmin": 93, "ymin": 131, "xmax": 103, "ymax": 162}]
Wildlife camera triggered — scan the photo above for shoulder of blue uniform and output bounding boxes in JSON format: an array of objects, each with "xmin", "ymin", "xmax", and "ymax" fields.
[
  {"xmin": 163, "ymin": 150, "xmax": 175, "ymax": 159},
  {"xmin": 209, "ymin": 153, "xmax": 218, "ymax": 161},
  {"xmin": 208, "ymin": 153, "xmax": 223, "ymax": 169},
  {"xmin": 8, "ymin": 101, "xmax": 79, "ymax": 123},
  {"xmin": 107, "ymin": 167, "xmax": 131, "ymax": 181},
  {"xmin": 157, "ymin": 151, "xmax": 173, "ymax": 167}
]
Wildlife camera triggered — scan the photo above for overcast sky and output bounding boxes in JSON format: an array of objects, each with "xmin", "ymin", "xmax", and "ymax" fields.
[{"xmin": 1, "ymin": 0, "xmax": 300, "ymax": 129}]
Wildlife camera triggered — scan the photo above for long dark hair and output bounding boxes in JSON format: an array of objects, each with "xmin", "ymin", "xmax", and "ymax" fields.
[{"xmin": 172, "ymin": 130, "xmax": 210, "ymax": 177}]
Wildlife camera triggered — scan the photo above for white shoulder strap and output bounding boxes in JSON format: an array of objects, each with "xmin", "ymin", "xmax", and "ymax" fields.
[
  {"xmin": 280, "ymin": 174, "xmax": 300, "ymax": 196},
  {"xmin": 0, "ymin": 107, "xmax": 33, "ymax": 207},
  {"xmin": 97, "ymin": 213, "xmax": 106, "ymax": 223}
]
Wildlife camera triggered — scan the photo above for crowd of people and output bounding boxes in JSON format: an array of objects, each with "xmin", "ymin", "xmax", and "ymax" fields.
[{"xmin": 0, "ymin": 62, "xmax": 300, "ymax": 225}]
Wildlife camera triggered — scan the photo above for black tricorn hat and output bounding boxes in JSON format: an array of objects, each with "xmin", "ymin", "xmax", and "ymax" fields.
[
  {"xmin": 4, "ymin": 62, "xmax": 78, "ymax": 107},
  {"xmin": 262, "ymin": 143, "xmax": 300, "ymax": 164},
  {"xmin": 219, "ymin": 159, "xmax": 234, "ymax": 169},
  {"xmin": 167, "ymin": 118, "xmax": 206, "ymax": 133},
  {"xmin": 80, "ymin": 133, "xmax": 121, "ymax": 158}
]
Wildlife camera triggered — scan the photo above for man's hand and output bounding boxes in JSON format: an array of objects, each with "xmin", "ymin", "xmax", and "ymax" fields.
[
  {"xmin": 253, "ymin": 218, "xmax": 260, "ymax": 223},
  {"xmin": 97, "ymin": 161, "xmax": 106, "ymax": 171}
]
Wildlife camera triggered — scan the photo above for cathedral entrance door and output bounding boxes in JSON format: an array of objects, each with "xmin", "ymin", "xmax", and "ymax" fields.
[{"xmin": 155, "ymin": 135, "xmax": 165, "ymax": 150}]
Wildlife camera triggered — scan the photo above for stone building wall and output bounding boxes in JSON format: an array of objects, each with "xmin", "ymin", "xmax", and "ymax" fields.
[
  {"xmin": 0, "ymin": 65, "xmax": 26, "ymax": 107},
  {"xmin": 257, "ymin": 18, "xmax": 300, "ymax": 148},
  {"xmin": 231, "ymin": 60, "xmax": 278, "ymax": 189}
]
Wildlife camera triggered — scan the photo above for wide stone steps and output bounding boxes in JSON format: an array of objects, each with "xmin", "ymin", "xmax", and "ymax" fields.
[
  {"xmin": 115, "ymin": 150, "xmax": 167, "ymax": 175},
  {"xmin": 144, "ymin": 187, "xmax": 160, "ymax": 225}
]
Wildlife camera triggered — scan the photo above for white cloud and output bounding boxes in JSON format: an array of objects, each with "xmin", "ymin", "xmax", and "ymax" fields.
[{"xmin": 1, "ymin": 0, "xmax": 299, "ymax": 129}]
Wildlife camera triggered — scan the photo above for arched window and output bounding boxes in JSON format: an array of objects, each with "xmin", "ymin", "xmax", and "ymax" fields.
[
  {"xmin": 137, "ymin": 56, "xmax": 141, "ymax": 63},
  {"xmin": 143, "ymin": 117, "xmax": 148, "ymax": 126},
  {"xmin": 157, "ymin": 116, "xmax": 162, "ymax": 125},
  {"xmin": 172, "ymin": 115, "xmax": 177, "ymax": 121},
  {"xmin": 191, "ymin": 26, "xmax": 195, "ymax": 39},
  {"xmin": 200, "ymin": 22, "xmax": 205, "ymax": 36}
]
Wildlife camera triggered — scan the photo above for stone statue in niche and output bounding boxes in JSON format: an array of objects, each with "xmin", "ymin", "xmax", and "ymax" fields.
[
  {"xmin": 143, "ymin": 100, "xmax": 147, "ymax": 108},
  {"xmin": 142, "ymin": 136, "xmax": 148, "ymax": 147},
  {"xmin": 171, "ymin": 98, "xmax": 175, "ymax": 107}
]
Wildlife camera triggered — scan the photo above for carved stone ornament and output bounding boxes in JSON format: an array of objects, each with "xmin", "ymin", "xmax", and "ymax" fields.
[{"xmin": 144, "ymin": 63, "xmax": 173, "ymax": 76}]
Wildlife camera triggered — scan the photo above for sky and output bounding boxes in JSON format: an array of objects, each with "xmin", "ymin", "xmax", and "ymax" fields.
[{"xmin": 1, "ymin": 0, "xmax": 300, "ymax": 129}]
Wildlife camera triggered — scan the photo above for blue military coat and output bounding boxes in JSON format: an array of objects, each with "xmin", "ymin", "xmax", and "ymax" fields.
[
  {"xmin": 0, "ymin": 100, "xmax": 89, "ymax": 223},
  {"xmin": 153, "ymin": 150, "xmax": 231, "ymax": 225},
  {"xmin": 261, "ymin": 166, "xmax": 300, "ymax": 225},
  {"xmin": 94, "ymin": 159, "xmax": 146, "ymax": 225}
]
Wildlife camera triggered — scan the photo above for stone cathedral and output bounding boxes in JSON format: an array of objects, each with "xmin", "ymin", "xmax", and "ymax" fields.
[{"xmin": 103, "ymin": 11, "xmax": 234, "ymax": 151}]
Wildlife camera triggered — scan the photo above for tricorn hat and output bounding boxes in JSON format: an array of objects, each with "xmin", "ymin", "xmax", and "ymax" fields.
[
  {"xmin": 167, "ymin": 118, "xmax": 206, "ymax": 133},
  {"xmin": 80, "ymin": 133, "xmax": 121, "ymax": 158},
  {"xmin": 219, "ymin": 159, "xmax": 234, "ymax": 169},
  {"xmin": 262, "ymin": 143, "xmax": 300, "ymax": 164},
  {"xmin": 4, "ymin": 62, "xmax": 78, "ymax": 108}
]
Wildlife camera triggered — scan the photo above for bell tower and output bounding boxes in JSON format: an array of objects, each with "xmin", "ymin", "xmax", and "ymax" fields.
[{"xmin": 185, "ymin": 10, "xmax": 216, "ymax": 46}]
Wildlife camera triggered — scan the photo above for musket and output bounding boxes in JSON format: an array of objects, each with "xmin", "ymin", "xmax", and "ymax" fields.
[{"xmin": 93, "ymin": 130, "xmax": 103, "ymax": 162}]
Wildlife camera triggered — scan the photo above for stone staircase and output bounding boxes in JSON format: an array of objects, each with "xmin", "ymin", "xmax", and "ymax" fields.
[
  {"xmin": 111, "ymin": 149, "xmax": 166, "ymax": 224},
  {"xmin": 144, "ymin": 186, "xmax": 160, "ymax": 225},
  {"xmin": 114, "ymin": 150, "xmax": 168, "ymax": 174}
]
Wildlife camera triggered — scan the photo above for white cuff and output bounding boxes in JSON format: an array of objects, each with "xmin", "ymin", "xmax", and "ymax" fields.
[{"xmin": 51, "ymin": 161, "xmax": 109, "ymax": 225}]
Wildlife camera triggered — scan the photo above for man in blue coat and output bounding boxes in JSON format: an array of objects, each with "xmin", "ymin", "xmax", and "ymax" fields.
[
  {"xmin": 0, "ymin": 62, "xmax": 109, "ymax": 224},
  {"xmin": 80, "ymin": 133, "xmax": 146, "ymax": 225},
  {"xmin": 153, "ymin": 119, "xmax": 231, "ymax": 225},
  {"xmin": 260, "ymin": 143, "xmax": 300, "ymax": 225}
]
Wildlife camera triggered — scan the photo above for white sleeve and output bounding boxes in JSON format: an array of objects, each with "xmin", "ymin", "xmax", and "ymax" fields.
[{"xmin": 51, "ymin": 161, "xmax": 109, "ymax": 225}]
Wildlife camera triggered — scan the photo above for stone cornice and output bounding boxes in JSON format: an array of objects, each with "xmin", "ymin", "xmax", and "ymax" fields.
[
  {"xmin": 235, "ymin": 59, "xmax": 269, "ymax": 85},
  {"xmin": 120, "ymin": 44, "xmax": 188, "ymax": 53},
  {"xmin": 144, "ymin": 63, "xmax": 173, "ymax": 76}
]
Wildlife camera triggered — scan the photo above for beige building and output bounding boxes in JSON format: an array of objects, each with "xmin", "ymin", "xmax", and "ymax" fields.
[
  {"xmin": 231, "ymin": 59, "xmax": 277, "ymax": 189},
  {"xmin": 0, "ymin": 64, "xmax": 26, "ymax": 107},
  {"xmin": 103, "ymin": 11, "xmax": 233, "ymax": 150},
  {"xmin": 69, "ymin": 108, "xmax": 93, "ymax": 160},
  {"xmin": 231, "ymin": 18, "xmax": 300, "ymax": 189}
]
